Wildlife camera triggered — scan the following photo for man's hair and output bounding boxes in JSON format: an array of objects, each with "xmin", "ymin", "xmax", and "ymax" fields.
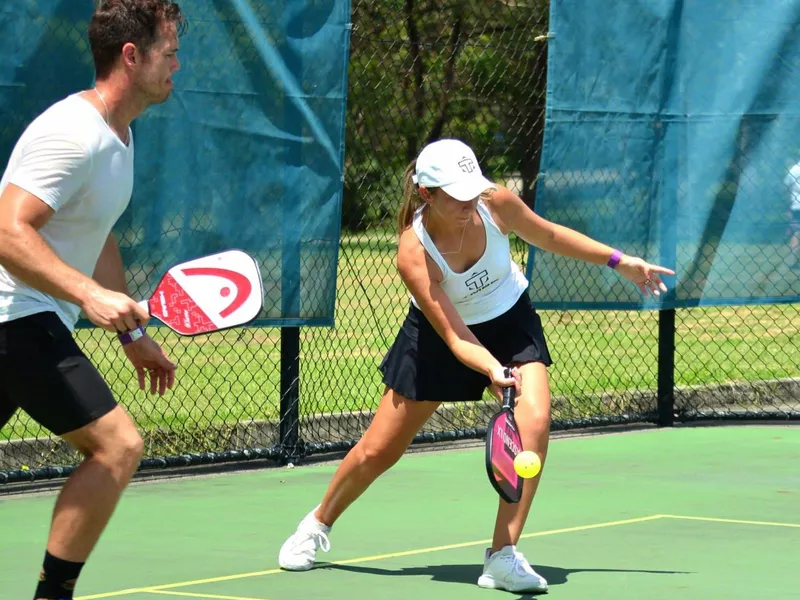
[{"xmin": 89, "ymin": 0, "xmax": 186, "ymax": 79}]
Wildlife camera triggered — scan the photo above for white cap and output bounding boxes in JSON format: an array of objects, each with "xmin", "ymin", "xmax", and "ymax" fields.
[{"xmin": 412, "ymin": 139, "xmax": 496, "ymax": 201}]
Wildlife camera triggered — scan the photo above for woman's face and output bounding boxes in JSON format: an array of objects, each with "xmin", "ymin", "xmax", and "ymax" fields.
[{"xmin": 426, "ymin": 188, "xmax": 479, "ymax": 224}]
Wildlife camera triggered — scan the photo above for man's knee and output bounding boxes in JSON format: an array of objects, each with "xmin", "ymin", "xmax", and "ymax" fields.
[
  {"xmin": 66, "ymin": 407, "xmax": 144, "ymax": 470},
  {"xmin": 112, "ymin": 428, "xmax": 144, "ymax": 466}
]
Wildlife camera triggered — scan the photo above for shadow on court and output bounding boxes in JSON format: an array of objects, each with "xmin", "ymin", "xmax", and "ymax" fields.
[{"xmin": 320, "ymin": 562, "xmax": 690, "ymax": 597}]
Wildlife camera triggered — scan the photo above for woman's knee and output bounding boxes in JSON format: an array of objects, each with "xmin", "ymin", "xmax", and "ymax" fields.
[
  {"xmin": 355, "ymin": 436, "xmax": 407, "ymax": 473},
  {"xmin": 515, "ymin": 393, "xmax": 552, "ymax": 448}
]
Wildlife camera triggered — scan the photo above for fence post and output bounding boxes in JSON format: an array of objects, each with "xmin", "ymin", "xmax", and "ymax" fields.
[
  {"xmin": 279, "ymin": 327, "xmax": 301, "ymax": 462},
  {"xmin": 657, "ymin": 309, "xmax": 675, "ymax": 426}
]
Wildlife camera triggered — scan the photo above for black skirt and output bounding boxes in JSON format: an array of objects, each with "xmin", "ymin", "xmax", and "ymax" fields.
[{"xmin": 379, "ymin": 293, "xmax": 552, "ymax": 402}]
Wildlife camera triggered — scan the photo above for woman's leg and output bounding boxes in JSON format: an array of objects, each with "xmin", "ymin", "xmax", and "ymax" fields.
[
  {"xmin": 490, "ymin": 361, "xmax": 552, "ymax": 551},
  {"xmin": 315, "ymin": 388, "xmax": 441, "ymax": 526},
  {"xmin": 279, "ymin": 387, "xmax": 441, "ymax": 571}
]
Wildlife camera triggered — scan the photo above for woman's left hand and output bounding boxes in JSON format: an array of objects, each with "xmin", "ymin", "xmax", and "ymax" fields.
[{"xmin": 616, "ymin": 256, "xmax": 675, "ymax": 297}]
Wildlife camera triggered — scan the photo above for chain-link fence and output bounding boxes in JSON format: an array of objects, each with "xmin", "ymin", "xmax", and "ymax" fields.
[{"xmin": 1, "ymin": 1, "xmax": 798, "ymax": 486}]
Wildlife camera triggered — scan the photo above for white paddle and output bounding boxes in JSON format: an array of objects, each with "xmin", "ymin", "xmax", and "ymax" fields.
[{"xmin": 138, "ymin": 249, "xmax": 264, "ymax": 336}]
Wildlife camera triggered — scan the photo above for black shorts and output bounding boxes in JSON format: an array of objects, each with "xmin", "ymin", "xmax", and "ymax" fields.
[
  {"xmin": 0, "ymin": 312, "xmax": 118, "ymax": 436},
  {"xmin": 379, "ymin": 293, "xmax": 552, "ymax": 402}
]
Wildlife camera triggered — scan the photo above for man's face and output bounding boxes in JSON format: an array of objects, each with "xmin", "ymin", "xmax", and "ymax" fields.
[{"xmin": 135, "ymin": 20, "xmax": 180, "ymax": 104}]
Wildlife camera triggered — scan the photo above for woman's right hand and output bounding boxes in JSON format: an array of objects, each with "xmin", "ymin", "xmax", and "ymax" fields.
[{"xmin": 488, "ymin": 365, "xmax": 521, "ymax": 401}]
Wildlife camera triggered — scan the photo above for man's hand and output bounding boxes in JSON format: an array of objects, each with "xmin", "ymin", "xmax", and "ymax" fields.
[
  {"xmin": 81, "ymin": 287, "xmax": 150, "ymax": 332},
  {"xmin": 122, "ymin": 335, "xmax": 177, "ymax": 395}
]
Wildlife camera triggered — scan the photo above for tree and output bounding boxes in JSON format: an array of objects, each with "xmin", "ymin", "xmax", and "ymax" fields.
[{"xmin": 343, "ymin": 0, "xmax": 550, "ymax": 231}]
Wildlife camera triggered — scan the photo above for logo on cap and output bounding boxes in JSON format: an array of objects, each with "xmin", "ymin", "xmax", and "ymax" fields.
[{"xmin": 458, "ymin": 157, "xmax": 476, "ymax": 174}]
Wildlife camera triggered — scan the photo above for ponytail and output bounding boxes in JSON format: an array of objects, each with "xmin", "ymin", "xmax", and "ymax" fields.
[{"xmin": 397, "ymin": 159, "xmax": 424, "ymax": 233}]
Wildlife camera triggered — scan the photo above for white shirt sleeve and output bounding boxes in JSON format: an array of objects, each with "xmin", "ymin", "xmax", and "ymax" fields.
[{"xmin": 8, "ymin": 134, "xmax": 92, "ymax": 211}]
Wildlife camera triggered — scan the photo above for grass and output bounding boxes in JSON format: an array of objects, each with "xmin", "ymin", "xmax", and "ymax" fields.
[{"xmin": 1, "ymin": 235, "xmax": 798, "ymax": 445}]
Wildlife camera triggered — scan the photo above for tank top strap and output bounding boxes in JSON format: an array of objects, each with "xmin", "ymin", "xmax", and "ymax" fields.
[
  {"xmin": 411, "ymin": 206, "xmax": 451, "ymax": 278},
  {"xmin": 476, "ymin": 199, "xmax": 505, "ymax": 237}
]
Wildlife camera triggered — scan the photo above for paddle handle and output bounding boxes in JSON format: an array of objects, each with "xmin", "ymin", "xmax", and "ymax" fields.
[{"xmin": 501, "ymin": 367, "xmax": 514, "ymax": 410}]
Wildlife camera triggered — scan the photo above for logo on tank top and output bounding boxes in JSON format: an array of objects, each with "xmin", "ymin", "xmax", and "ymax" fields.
[{"xmin": 465, "ymin": 269, "xmax": 491, "ymax": 292}]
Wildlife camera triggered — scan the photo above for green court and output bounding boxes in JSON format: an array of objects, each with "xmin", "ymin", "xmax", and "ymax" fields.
[{"xmin": 2, "ymin": 425, "xmax": 799, "ymax": 600}]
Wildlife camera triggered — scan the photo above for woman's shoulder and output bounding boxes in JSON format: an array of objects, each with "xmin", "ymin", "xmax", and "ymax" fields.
[
  {"xmin": 482, "ymin": 185, "xmax": 518, "ymax": 235},
  {"xmin": 397, "ymin": 226, "xmax": 423, "ymax": 262},
  {"xmin": 397, "ymin": 226, "xmax": 444, "ymax": 282}
]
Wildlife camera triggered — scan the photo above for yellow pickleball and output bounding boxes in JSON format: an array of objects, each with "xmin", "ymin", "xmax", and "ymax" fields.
[{"xmin": 513, "ymin": 451, "xmax": 541, "ymax": 479}]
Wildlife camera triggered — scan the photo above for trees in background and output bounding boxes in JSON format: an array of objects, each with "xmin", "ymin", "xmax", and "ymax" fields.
[{"xmin": 343, "ymin": 0, "xmax": 550, "ymax": 231}]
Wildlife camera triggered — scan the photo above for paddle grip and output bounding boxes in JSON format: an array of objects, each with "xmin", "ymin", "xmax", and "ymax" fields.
[{"xmin": 501, "ymin": 367, "xmax": 514, "ymax": 410}]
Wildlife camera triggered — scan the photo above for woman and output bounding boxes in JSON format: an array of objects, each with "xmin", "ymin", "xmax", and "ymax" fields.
[{"xmin": 278, "ymin": 139, "xmax": 674, "ymax": 593}]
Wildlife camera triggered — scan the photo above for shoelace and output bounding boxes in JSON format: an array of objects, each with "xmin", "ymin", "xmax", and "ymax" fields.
[
  {"xmin": 511, "ymin": 551, "xmax": 537, "ymax": 577},
  {"xmin": 294, "ymin": 529, "xmax": 330, "ymax": 553},
  {"xmin": 314, "ymin": 530, "xmax": 331, "ymax": 552}
]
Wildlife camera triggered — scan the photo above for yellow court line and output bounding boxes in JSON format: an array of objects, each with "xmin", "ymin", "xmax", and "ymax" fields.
[
  {"xmin": 146, "ymin": 591, "xmax": 269, "ymax": 600},
  {"xmin": 75, "ymin": 572, "xmax": 283, "ymax": 600},
  {"xmin": 662, "ymin": 514, "xmax": 800, "ymax": 528},
  {"xmin": 75, "ymin": 514, "xmax": 663, "ymax": 599},
  {"xmin": 333, "ymin": 514, "xmax": 666, "ymax": 565}
]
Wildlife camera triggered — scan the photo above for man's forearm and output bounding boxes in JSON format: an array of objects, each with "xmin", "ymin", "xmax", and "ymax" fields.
[
  {"xmin": 92, "ymin": 233, "xmax": 129, "ymax": 295},
  {"xmin": 0, "ymin": 221, "xmax": 100, "ymax": 306}
]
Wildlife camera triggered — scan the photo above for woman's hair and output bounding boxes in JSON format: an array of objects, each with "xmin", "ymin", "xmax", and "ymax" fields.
[{"xmin": 397, "ymin": 159, "xmax": 437, "ymax": 233}]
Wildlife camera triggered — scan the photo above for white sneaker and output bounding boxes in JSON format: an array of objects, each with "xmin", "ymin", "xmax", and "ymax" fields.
[
  {"xmin": 477, "ymin": 545, "xmax": 549, "ymax": 593},
  {"xmin": 278, "ymin": 506, "xmax": 331, "ymax": 571}
]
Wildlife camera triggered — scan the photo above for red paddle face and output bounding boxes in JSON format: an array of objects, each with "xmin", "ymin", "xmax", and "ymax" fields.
[
  {"xmin": 486, "ymin": 408, "xmax": 523, "ymax": 503},
  {"xmin": 148, "ymin": 250, "xmax": 263, "ymax": 335}
]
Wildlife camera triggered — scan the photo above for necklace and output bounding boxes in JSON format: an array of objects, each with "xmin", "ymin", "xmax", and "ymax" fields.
[
  {"xmin": 95, "ymin": 87, "xmax": 109, "ymax": 122},
  {"xmin": 439, "ymin": 222, "xmax": 468, "ymax": 256},
  {"xmin": 423, "ymin": 206, "xmax": 469, "ymax": 256},
  {"xmin": 94, "ymin": 87, "xmax": 128, "ymax": 145}
]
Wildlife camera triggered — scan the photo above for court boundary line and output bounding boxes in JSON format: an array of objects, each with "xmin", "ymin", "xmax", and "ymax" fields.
[
  {"xmin": 662, "ymin": 514, "xmax": 800, "ymax": 528},
  {"xmin": 76, "ymin": 513, "xmax": 800, "ymax": 599},
  {"xmin": 74, "ymin": 514, "xmax": 664, "ymax": 599},
  {"xmin": 146, "ymin": 592, "xmax": 269, "ymax": 600}
]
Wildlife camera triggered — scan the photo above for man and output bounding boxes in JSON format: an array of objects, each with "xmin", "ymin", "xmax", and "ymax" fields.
[
  {"xmin": 0, "ymin": 2, "xmax": 184, "ymax": 598},
  {"xmin": 784, "ymin": 160, "xmax": 800, "ymax": 268}
]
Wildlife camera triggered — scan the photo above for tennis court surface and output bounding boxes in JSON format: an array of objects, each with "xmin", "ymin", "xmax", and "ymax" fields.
[{"xmin": 2, "ymin": 425, "xmax": 798, "ymax": 600}]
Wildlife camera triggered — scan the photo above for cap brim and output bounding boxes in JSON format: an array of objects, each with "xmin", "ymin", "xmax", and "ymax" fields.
[{"xmin": 441, "ymin": 175, "xmax": 497, "ymax": 201}]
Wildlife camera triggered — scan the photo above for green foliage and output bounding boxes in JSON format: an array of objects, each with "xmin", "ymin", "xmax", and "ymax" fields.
[{"xmin": 343, "ymin": 0, "xmax": 550, "ymax": 230}]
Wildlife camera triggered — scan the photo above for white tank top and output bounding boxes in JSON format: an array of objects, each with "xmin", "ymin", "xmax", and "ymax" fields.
[{"xmin": 410, "ymin": 200, "xmax": 529, "ymax": 325}]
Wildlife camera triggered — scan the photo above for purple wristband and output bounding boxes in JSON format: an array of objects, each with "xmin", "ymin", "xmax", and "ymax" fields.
[
  {"xmin": 607, "ymin": 249, "xmax": 623, "ymax": 269},
  {"xmin": 118, "ymin": 325, "xmax": 146, "ymax": 345}
]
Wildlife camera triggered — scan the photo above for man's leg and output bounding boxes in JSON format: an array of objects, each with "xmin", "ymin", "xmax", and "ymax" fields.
[
  {"xmin": 1, "ymin": 312, "xmax": 142, "ymax": 599},
  {"xmin": 32, "ymin": 406, "xmax": 143, "ymax": 599}
]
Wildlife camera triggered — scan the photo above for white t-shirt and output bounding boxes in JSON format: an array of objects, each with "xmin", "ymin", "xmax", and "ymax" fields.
[
  {"xmin": 785, "ymin": 163, "xmax": 800, "ymax": 213},
  {"xmin": 410, "ymin": 201, "xmax": 529, "ymax": 325},
  {"xmin": 0, "ymin": 93, "xmax": 134, "ymax": 330}
]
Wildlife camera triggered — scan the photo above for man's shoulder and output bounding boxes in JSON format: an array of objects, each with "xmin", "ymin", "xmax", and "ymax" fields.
[{"xmin": 22, "ymin": 94, "xmax": 101, "ymax": 148}]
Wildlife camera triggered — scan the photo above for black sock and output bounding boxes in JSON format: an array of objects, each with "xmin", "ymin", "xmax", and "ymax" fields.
[{"xmin": 34, "ymin": 551, "xmax": 84, "ymax": 599}]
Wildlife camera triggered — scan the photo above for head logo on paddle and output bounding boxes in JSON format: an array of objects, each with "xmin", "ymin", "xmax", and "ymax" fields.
[{"xmin": 140, "ymin": 250, "xmax": 264, "ymax": 336}]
